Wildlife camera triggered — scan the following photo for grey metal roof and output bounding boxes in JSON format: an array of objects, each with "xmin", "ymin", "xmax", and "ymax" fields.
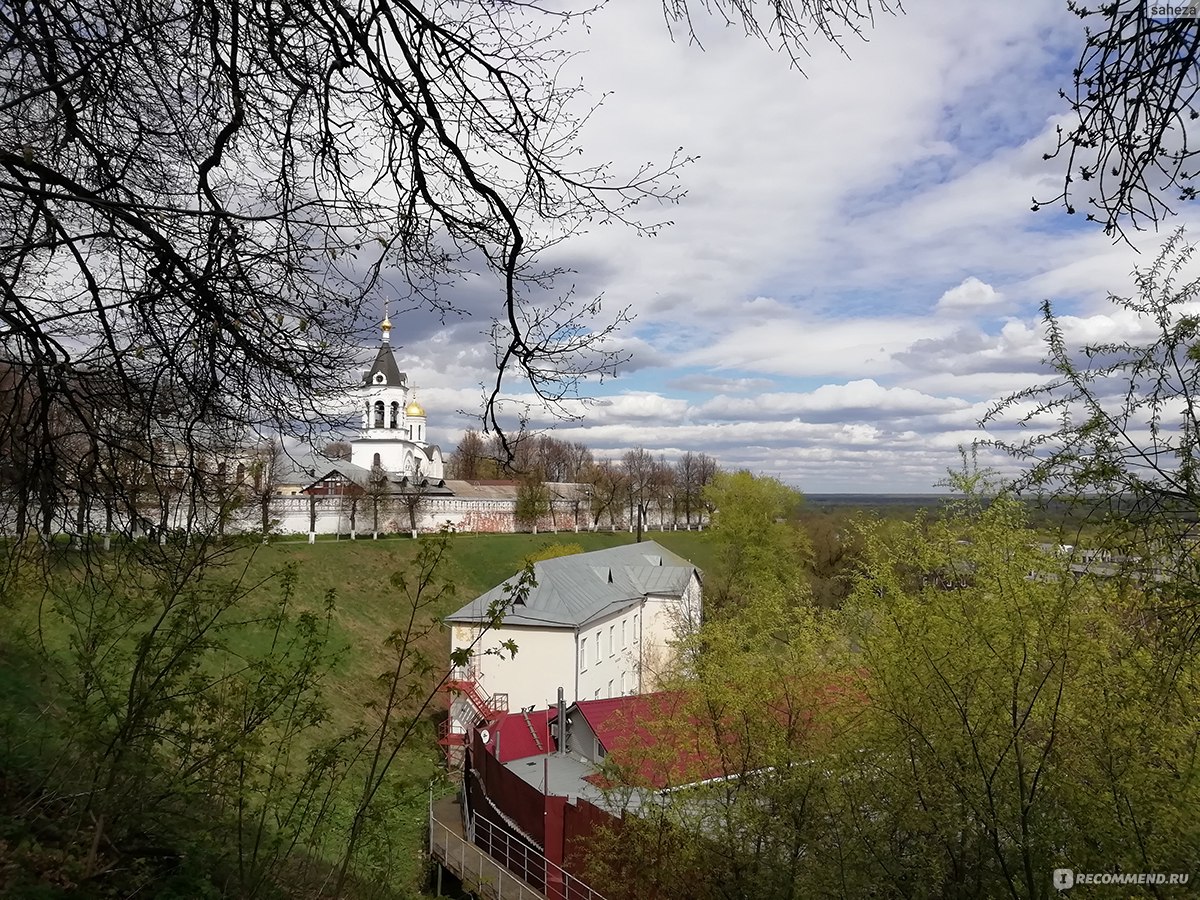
[
  {"xmin": 302, "ymin": 464, "xmax": 453, "ymax": 495},
  {"xmin": 445, "ymin": 541, "xmax": 699, "ymax": 629},
  {"xmin": 361, "ymin": 343, "xmax": 406, "ymax": 387},
  {"xmin": 441, "ymin": 480, "xmax": 589, "ymax": 501}
]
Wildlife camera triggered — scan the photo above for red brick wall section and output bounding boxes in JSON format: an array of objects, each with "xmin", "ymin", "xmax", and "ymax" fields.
[
  {"xmin": 469, "ymin": 730, "xmax": 625, "ymax": 899},
  {"xmin": 459, "ymin": 508, "xmax": 517, "ymax": 533},
  {"xmin": 544, "ymin": 795, "xmax": 567, "ymax": 900}
]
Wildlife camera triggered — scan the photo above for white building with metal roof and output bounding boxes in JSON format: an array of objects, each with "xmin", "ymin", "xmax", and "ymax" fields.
[{"xmin": 440, "ymin": 541, "xmax": 702, "ymax": 747}]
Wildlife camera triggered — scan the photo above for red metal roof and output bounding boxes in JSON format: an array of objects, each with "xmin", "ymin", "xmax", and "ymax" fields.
[
  {"xmin": 573, "ymin": 692, "xmax": 726, "ymax": 789},
  {"xmin": 575, "ymin": 675, "xmax": 866, "ymax": 791},
  {"xmin": 486, "ymin": 708, "xmax": 558, "ymax": 763}
]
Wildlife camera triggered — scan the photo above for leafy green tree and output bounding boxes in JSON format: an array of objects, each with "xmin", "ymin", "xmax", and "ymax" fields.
[
  {"xmin": 984, "ymin": 232, "xmax": 1200, "ymax": 636},
  {"xmin": 796, "ymin": 507, "xmax": 865, "ymax": 608},
  {"xmin": 834, "ymin": 491, "xmax": 1200, "ymax": 899},
  {"xmin": 591, "ymin": 588, "xmax": 851, "ymax": 900},
  {"xmin": 703, "ymin": 470, "xmax": 810, "ymax": 612},
  {"xmin": 1, "ymin": 535, "xmax": 349, "ymax": 894},
  {"xmin": 594, "ymin": 485, "xmax": 1200, "ymax": 900},
  {"xmin": 514, "ymin": 470, "xmax": 551, "ymax": 533}
]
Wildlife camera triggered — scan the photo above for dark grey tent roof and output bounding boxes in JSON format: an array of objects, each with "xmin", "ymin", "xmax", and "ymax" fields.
[
  {"xmin": 361, "ymin": 343, "xmax": 406, "ymax": 387},
  {"xmin": 445, "ymin": 541, "xmax": 700, "ymax": 629}
]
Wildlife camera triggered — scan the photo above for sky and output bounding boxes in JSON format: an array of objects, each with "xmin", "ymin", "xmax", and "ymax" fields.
[{"xmin": 353, "ymin": 0, "xmax": 1200, "ymax": 493}]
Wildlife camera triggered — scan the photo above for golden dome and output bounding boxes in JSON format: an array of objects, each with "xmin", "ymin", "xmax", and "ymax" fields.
[{"xmin": 405, "ymin": 398, "xmax": 426, "ymax": 417}]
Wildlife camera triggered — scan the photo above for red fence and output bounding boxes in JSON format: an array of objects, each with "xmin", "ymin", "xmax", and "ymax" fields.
[
  {"xmin": 472, "ymin": 731, "xmax": 548, "ymax": 845},
  {"xmin": 466, "ymin": 731, "xmax": 622, "ymax": 899},
  {"xmin": 563, "ymin": 795, "xmax": 621, "ymax": 879}
]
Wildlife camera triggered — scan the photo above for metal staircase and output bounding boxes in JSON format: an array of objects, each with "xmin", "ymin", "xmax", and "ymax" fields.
[{"xmin": 438, "ymin": 673, "xmax": 509, "ymax": 764}]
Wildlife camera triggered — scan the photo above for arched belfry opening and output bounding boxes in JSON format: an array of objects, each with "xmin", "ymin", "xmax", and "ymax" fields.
[
  {"xmin": 390, "ymin": 401, "xmax": 400, "ymax": 429},
  {"xmin": 373, "ymin": 400, "xmax": 385, "ymax": 429}
]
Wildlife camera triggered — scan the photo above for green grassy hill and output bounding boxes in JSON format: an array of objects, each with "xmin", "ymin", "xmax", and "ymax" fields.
[
  {"xmin": 238, "ymin": 529, "xmax": 714, "ymax": 725},
  {"xmin": 0, "ymin": 528, "xmax": 713, "ymax": 898}
]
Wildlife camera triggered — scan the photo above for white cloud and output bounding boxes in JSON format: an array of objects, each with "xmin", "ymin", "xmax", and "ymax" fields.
[
  {"xmin": 676, "ymin": 315, "xmax": 958, "ymax": 379},
  {"xmin": 698, "ymin": 380, "xmax": 970, "ymax": 423},
  {"xmin": 323, "ymin": 0, "xmax": 1200, "ymax": 492},
  {"xmin": 936, "ymin": 277, "xmax": 1005, "ymax": 314}
]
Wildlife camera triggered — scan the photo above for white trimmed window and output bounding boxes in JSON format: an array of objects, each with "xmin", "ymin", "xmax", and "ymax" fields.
[
  {"xmin": 609, "ymin": 625, "xmax": 615, "ymax": 656},
  {"xmin": 594, "ymin": 630, "xmax": 601, "ymax": 663},
  {"xmin": 580, "ymin": 637, "xmax": 587, "ymax": 672},
  {"xmin": 622, "ymin": 619, "xmax": 627, "ymax": 648}
]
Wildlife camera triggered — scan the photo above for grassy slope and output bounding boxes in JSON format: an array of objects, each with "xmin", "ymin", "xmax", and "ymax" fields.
[
  {"xmin": 0, "ymin": 529, "xmax": 714, "ymax": 897},
  {"xmin": 221, "ymin": 529, "xmax": 716, "ymax": 895},
  {"xmin": 235, "ymin": 529, "xmax": 715, "ymax": 718}
]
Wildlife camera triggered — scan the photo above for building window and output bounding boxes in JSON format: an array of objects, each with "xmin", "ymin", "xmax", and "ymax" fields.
[
  {"xmin": 373, "ymin": 400, "xmax": 385, "ymax": 428},
  {"xmin": 390, "ymin": 401, "xmax": 400, "ymax": 428},
  {"xmin": 594, "ymin": 631, "xmax": 601, "ymax": 663},
  {"xmin": 607, "ymin": 679, "xmax": 613, "ymax": 698},
  {"xmin": 594, "ymin": 688, "xmax": 600, "ymax": 700},
  {"xmin": 633, "ymin": 614, "xmax": 638, "ymax": 641},
  {"xmin": 620, "ymin": 672, "xmax": 626, "ymax": 695},
  {"xmin": 609, "ymin": 625, "xmax": 615, "ymax": 656},
  {"xmin": 622, "ymin": 619, "xmax": 627, "ymax": 648},
  {"xmin": 580, "ymin": 638, "xmax": 587, "ymax": 672}
]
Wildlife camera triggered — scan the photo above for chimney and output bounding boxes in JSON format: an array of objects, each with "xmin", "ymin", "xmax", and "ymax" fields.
[{"xmin": 557, "ymin": 686, "xmax": 567, "ymax": 756}]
